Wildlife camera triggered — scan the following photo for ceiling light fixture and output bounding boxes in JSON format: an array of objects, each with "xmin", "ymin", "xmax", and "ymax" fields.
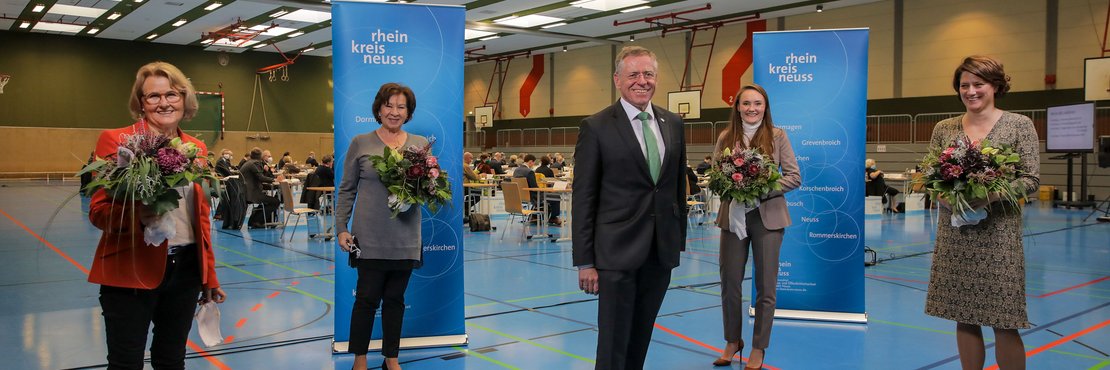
[
  {"xmin": 287, "ymin": 31, "xmax": 305, "ymax": 38},
  {"xmin": 270, "ymin": 10, "xmax": 288, "ymax": 18},
  {"xmin": 19, "ymin": 22, "xmax": 31, "ymax": 29},
  {"xmin": 817, "ymin": 5, "xmax": 823, "ymax": 12},
  {"xmin": 254, "ymin": 43, "xmax": 269, "ymax": 49},
  {"xmin": 620, "ymin": 5, "xmax": 651, "ymax": 13},
  {"xmin": 107, "ymin": 12, "xmax": 121, "ymax": 20},
  {"xmin": 480, "ymin": 35, "xmax": 500, "ymax": 41},
  {"xmin": 134, "ymin": 0, "xmax": 143, "ymax": 3},
  {"xmin": 146, "ymin": 33, "xmax": 158, "ymax": 39},
  {"xmin": 204, "ymin": 2, "xmax": 222, "ymax": 11},
  {"xmin": 172, "ymin": 19, "xmax": 187, "ymax": 27},
  {"xmin": 562, "ymin": 46, "xmax": 567, "ymax": 52},
  {"xmin": 494, "ymin": 15, "xmax": 517, "ymax": 23},
  {"xmin": 303, "ymin": 47, "xmax": 315, "ymax": 52},
  {"xmin": 629, "ymin": 34, "xmax": 635, "ymax": 42},
  {"xmin": 32, "ymin": 4, "xmax": 45, "ymax": 12},
  {"xmin": 87, "ymin": 27, "xmax": 99, "ymax": 34},
  {"xmin": 541, "ymin": 22, "xmax": 566, "ymax": 29}
]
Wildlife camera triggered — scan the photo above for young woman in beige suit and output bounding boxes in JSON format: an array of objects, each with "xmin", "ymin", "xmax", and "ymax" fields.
[{"xmin": 712, "ymin": 84, "xmax": 801, "ymax": 369}]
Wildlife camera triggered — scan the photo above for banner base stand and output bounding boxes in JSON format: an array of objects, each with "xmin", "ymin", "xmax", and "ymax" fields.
[
  {"xmin": 750, "ymin": 307, "xmax": 867, "ymax": 323},
  {"xmin": 333, "ymin": 334, "xmax": 469, "ymax": 354}
]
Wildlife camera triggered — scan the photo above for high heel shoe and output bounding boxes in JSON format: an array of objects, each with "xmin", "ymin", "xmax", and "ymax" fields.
[
  {"xmin": 743, "ymin": 349, "xmax": 766, "ymax": 369},
  {"xmin": 712, "ymin": 344, "xmax": 742, "ymax": 366}
]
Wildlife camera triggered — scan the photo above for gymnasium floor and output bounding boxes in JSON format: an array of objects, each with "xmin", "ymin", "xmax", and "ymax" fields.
[{"xmin": 1, "ymin": 181, "xmax": 1108, "ymax": 370}]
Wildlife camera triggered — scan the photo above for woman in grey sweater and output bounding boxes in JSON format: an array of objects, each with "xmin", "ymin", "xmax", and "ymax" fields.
[{"xmin": 337, "ymin": 83, "xmax": 426, "ymax": 370}]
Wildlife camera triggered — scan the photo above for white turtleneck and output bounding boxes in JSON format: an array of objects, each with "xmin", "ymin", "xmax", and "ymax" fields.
[{"xmin": 741, "ymin": 120, "xmax": 761, "ymax": 145}]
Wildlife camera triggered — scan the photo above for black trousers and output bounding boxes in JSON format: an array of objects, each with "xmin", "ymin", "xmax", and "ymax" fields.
[
  {"xmin": 595, "ymin": 252, "xmax": 671, "ymax": 370},
  {"xmin": 99, "ymin": 246, "xmax": 202, "ymax": 370},
  {"xmin": 349, "ymin": 266, "xmax": 413, "ymax": 358},
  {"xmin": 248, "ymin": 194, "xmax": 280, "ymax": 226}
]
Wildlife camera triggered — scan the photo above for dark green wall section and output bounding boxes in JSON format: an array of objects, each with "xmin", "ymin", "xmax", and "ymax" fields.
[{"xmin": 0, "ymin": 31, "xmax": 333, "ymax": 132}]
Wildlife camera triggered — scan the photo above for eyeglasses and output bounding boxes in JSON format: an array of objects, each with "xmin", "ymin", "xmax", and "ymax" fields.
[
  {"xmin": 142, "ymin": 91, "xmax": 183, "ymax": 104},
  {"xmin": 624, "ymin": 71, "xmax": 657, "ymax": 81}
]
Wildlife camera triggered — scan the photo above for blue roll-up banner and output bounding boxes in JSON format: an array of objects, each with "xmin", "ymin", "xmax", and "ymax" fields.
[
  {"xmin": 332, "ymin": 1, "xmax": 467, "ymax": 352},
  {"xmin": 752, "ymin": 29, "xmax": 868, "ymax": 322}
]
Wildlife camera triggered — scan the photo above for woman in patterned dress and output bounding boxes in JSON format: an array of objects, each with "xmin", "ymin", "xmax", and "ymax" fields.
[{"xmin": 925, "ymin": 56, "xmax": 1040, "ymax": 370}]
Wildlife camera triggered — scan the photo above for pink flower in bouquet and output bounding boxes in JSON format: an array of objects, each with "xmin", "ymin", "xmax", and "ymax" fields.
[
  {"xmin": 429, "ymin": 168, "xmax": 440, "ymax": 179},
  {"xmin": 940, "ymin": 163, "xmax": 963, "ymax": 180},
  {"xmin": 407, "ymin": 165, "xmax": 426, "ymax": 178},
  {"xmin": 426, "ymin": 156, "xmax": 438, "ymax": 167},
  {"xmin": 732, "ymin": 172, "xmax": 744, "ymax": 183},
  {"xmin": 733, "ymin": 157, "xmax": 745, "ymax": 167},
  {"xmin": 156, "ymin": 147, "xmax": 188, "ymax": 175}
]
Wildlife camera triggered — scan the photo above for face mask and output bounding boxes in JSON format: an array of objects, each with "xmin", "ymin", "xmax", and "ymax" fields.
[
  {"xmin": 223, "ymin": 154, "xmax": 231, "ymax": 160},
  {"xmin": 266, "ymin": 158, "xmax": 273, "ymax": 164}
]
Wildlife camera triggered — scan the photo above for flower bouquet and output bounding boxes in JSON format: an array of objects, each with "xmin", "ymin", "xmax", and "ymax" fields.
[
  {"xmin": 706, "ymin": 146, "xmax": 783, "ymax": 238},
  {"xmin": 706, "ymin": 146, "xmax": 783, "ymax": 207},
  {"xmin": 77, "ymin": 130, "xmax": 217, "ymax": 245},
  {"xmin": 914, "ymin": 137, "xmax": 1024, "ymax": 226},
  {"xmin": 368, "ymin": 137, "xmax": 452, "ymax": 218}
]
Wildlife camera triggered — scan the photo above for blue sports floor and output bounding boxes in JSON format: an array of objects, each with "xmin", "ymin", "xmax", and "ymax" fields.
[{"xmin": 1, "ymin": 181, "xmax": 1108, "ymax": 369}]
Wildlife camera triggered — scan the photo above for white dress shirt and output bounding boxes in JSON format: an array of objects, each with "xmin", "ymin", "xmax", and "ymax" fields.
[{"xmin": 619, "ymin": 98, "xmax": 666, "ymax": 164}]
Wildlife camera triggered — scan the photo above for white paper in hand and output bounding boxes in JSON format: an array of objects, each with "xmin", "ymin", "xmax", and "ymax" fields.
[{"xmin": 195, "ymin": 301, "xmax": 223, "ymax": 347}]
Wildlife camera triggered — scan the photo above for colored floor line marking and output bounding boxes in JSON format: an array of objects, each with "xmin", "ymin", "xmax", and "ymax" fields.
[
  {"xmin": 186, "ymin": 340, "xmax": 232, "ymax": 370},
  {"xmin": 0, "ymin": 207, "xmax": 230, "ymax": 369},
  {"xmin": 652, "ymin": 322, "xmax": 779, "ymax": 370},
  {"xmin": 216, "ymin": 245, "xmax": 334, "ymax": 283},
  {"xmin": 267, "ymin": 291, "xmax": 281, "ymax": 299},
  {"xmin": 451, "ymin": 346, "xmax": 521, "ymax": 370},
  {"xmin": 1091, "ymin": 360, "xmax": 1110, "ymax": 370},
  {"xmin": 224, "ymin": 336, "xmax": 235, "ymax": 344},
  {"xmin": 0, "ymin": 207, "xmax": 90, "ymax": 275},
  {"xmin": 217, "ymin": 261, "xmax": 333, "ymax": 305},
  {"xmin": 985, "ymin": 318, "xmax": 1110, "ymax": 370},
  {"xmin": 250, "ymin": 303, "xmax": 263, "ymax": 312},
  {"xmin": 467, "ymin": 322, "xmax": 595, "ymax": 363},
  {"xmin": 865, "ymin": 273, "xmax": 929, "ymax": 285},
  {"xmin": 872, "ymin": 320, "xmax": 1107, "ymax": 362},
  {"xmin": 1036, "ymin": 276, "xmax": 1110, "ymax": 298},
  {"xmin": 235, "ymin": 318, "xmax": 248, "ymax": 328}
]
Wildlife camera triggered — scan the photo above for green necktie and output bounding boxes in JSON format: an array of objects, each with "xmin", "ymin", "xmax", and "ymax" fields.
[{"xmin": 637, "ymin": 111, "xmax": 661, "ymax": 183}]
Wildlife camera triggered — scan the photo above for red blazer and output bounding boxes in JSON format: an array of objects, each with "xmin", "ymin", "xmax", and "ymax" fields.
[{"xmin": 87, "ymin": 121, "xmax": 220, "ymax": 290}]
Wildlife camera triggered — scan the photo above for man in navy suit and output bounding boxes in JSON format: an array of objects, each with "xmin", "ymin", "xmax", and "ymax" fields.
[{"xmin": 573, "ymin": 46, "xmax": 687, "ymax": 370}]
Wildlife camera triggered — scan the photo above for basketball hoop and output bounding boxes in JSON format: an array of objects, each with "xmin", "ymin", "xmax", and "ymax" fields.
[{"xmin": 0, "ymin": 74, "xmax": 10, "ymax": 94}]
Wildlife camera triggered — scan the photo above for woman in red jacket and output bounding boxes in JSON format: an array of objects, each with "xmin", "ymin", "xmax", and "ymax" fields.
[{"xmin": 88, "ymin": 61, "xmax": 226, "ymax": 369}]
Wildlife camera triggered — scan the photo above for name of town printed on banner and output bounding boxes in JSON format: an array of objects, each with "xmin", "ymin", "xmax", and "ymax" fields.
[
  {"xmin": 349, "ymin": 29, "xmax": 409, "ymax": 65},
  {"xmin": 767, "ymin": 53, "xmax": 818, "ymax": 82},
  {"xmin": 754, "ymin": 29, "xmax": 868, "ymax": 317}
]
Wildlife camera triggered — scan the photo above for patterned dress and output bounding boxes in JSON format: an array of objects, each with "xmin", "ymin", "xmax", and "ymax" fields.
[{"xmin": 924, "ymin": 111, "xmax": 1040, "ymax": 329}]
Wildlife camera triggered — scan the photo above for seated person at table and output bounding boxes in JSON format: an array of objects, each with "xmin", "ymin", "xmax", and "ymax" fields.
[
  {"xmin": 550, "ymin": 153, "xmax": 566, "ymax": 170},
  {"xmin": 240, "ymin": 148, "xmax": 284, "ymax": 227},
  {"xmin": 866, "ymin": 158, "xmax": 901, "ymax": 212},
  {"xmin": 463, "ymin": 152, "xmax": 482, "ymax": 223},
  {"xmin": 216, "ymin": 149, "xmax": 236, "ymax": 177},
  {"xmin": 489, "ymin": 152, "xmax": 507, "ymax": 174},
  {"xmin": 695, "ymin": 155, "xmax": 713, "ymax": 174},
  {"xmin": 513, "ymin": 154, "xmax": 561, "ymax": 226},
  {"xmin": 305, "ymin": 151, "xmax": 319, "ymax": 167},
  {"xmin": 686, "ymin": 165, "xmax": 702, "ymax": 198},
  {"xmin": 315, "ymin": 155, "xmax": 335, "ymax": 187},
  {"xmin": 475, "ymin": 154, "xmax": 495, "ymax": 175},
  {"xmin": 237, "ymin": 153, "xmax": 249, "ymax": 169}
]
